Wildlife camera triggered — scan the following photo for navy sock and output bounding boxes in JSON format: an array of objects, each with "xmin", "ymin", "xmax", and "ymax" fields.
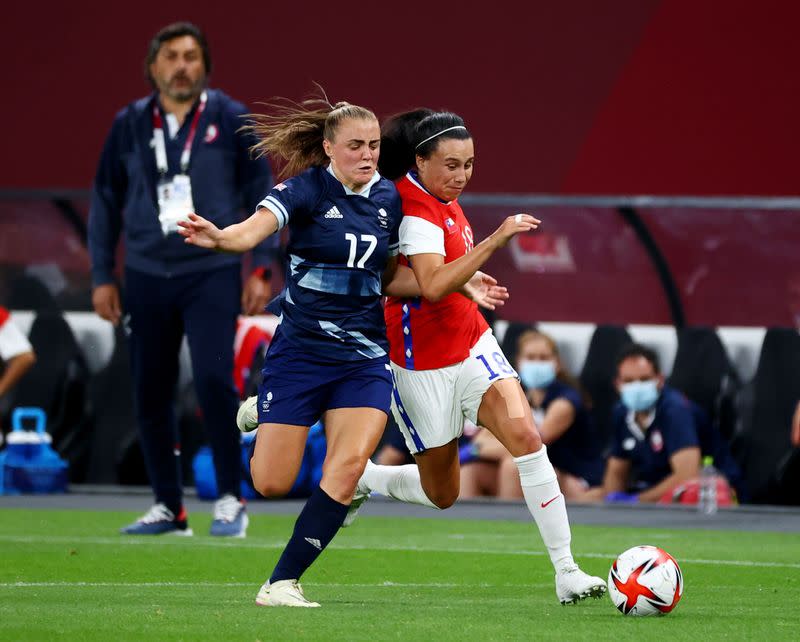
[
  {"xmin": 270, "ymin": 485, "xmax": 349, "ymax": 583},
  {"xmin": 159, "ymin": 499, "xmax": 183, "ymax": 518}
]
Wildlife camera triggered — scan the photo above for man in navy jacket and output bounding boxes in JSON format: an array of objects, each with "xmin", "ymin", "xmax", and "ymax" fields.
[
  {"xmin": 586, "ymin": 343, "xmax": 745, "ymax": 503},
  {"xmin": 88, "ymin": 22, "xmax": 277, "ymax": 537}
]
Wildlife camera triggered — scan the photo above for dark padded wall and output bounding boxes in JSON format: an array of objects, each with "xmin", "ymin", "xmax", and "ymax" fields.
[{"xmin": 4, "ymin": 0, "xmax": 799, "ymax": 196}]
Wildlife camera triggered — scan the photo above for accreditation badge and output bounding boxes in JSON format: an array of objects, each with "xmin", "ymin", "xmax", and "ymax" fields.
[{"xmin": 157, "ymin": 174, "xmax": 194, "ymax": 236}]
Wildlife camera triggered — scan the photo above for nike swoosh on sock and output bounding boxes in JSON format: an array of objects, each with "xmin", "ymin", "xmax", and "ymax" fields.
[{"xmin": 540, "ymin": 495, "xmax": 560, "ymax": 508}]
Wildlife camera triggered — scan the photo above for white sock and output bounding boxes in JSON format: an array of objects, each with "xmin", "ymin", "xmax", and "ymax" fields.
[
  {"xmin": 514, "ymin": 445, "xmax": 574, "ymax": 572},
  {"xmin": 362, "ymin": 461, "xmax": 438, "ymax": 509}
]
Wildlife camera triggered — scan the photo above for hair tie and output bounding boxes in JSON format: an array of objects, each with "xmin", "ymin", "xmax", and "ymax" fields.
[{"xmin": 415, "ymin": 125, "xmax": 468, "ymax": 150}]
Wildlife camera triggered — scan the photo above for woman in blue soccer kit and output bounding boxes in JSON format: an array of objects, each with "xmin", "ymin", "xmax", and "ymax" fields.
[{"xmin": 179, "ymin": 99, "xmax": 420, "ymax": 607}]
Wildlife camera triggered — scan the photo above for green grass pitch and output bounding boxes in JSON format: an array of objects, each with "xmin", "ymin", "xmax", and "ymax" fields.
[{"xmin": 1, "ymin": 508, "xmax": 798, "ymax": 641}]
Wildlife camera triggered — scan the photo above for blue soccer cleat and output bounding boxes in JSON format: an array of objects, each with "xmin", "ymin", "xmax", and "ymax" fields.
[
  {"xmin": 210, "ymin": 494, "xmax": 249, "ymax": 537},
  {"xmin": 120, "ymin": 503, "xmax": 193, "ymax": 536}
]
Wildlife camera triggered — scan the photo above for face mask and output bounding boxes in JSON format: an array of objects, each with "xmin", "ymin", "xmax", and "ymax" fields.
[
  {"xmin": 519, "ymin": 360, "xmax": 556, "ymax": 390},
  {"xmin": 620, "ymin": 380, "xmax": 660, "ymax": 412}
]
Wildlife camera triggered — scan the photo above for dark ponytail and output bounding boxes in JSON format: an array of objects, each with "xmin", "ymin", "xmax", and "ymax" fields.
[
  {"xmin": 379, "ymin": 109, "xmax": 433, "ymax": 180},
  {"xmin": 379, "ymin": 109, "xmax": 471, "ymax": 180}
]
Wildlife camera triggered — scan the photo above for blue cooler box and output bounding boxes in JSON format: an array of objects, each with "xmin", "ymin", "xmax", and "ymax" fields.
[{"xmin": 0, "ymin": 407, "xmax": 68, "ymax": 495}]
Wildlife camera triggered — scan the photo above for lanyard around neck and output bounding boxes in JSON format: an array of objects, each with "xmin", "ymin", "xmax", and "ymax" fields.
[{"xmin": 152, "ymin": 91, "xmax": 207, "ymax": 175}]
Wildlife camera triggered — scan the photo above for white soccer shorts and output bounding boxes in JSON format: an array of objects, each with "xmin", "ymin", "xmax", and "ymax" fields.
[{"xmin": 390, "ymin": 330, "xmax": 518, "ymax": 454}]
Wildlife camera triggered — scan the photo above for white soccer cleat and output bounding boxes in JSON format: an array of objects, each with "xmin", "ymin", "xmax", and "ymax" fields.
[
  {"xmin": 236, "ymin": 396, "xmax": 259, "ymax": 433},
  {"xmin": 255, "ymin": 579, "xmax": 320, "ymax": 608},
  {"xmin": 555, "ymin": 563, "xmax": 607, "ymax": 605},
  {"xmin": 342, "ymin": 461, "xmax": 373, "ymax": 528}
]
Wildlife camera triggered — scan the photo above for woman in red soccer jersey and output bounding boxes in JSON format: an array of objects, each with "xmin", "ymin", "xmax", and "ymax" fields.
[{"xmin": 351, "ymin": 109, "xmax": 606, "ymax": 604}]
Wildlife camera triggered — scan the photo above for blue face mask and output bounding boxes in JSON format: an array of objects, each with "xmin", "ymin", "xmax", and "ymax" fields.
[
  {"xmin": 620, "ymin": 380, "xmax": 660, "ymax": 412},
  {"xmin": 519, "ymin": 360, "xmax": 556, "ymax": 390}
]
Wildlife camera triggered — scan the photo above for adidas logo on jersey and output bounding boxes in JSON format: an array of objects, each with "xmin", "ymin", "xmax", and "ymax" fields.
[{"xmin": 324, "ymin": 206, "xmax": 343, "ymax": 219}]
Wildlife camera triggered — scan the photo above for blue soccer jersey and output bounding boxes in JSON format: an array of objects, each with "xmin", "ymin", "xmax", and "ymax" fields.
[
  {"xmin": 609, "ymin": 386, "xmax": 701, "ymax": 488},
  {"xmin": 258, "ymin": 166, "xmax": 401, "ymax": 362}
]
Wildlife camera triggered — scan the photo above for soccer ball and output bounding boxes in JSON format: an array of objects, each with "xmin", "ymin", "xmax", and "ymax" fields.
[{"xmin": 608, "ymin": 545, "xmax": 683, "ymax": 616}]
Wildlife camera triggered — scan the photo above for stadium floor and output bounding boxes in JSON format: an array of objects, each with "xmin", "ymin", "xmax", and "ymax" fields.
[{"xmin": 2, "ymin": 484, "xmax": 798, "ymax": 532}]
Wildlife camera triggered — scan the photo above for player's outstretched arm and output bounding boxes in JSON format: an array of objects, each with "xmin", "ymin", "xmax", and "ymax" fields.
[
  {"xmin": 383, "ymin": 262, "xmax": 508, "ymax": 311},
  {"xmin": 178, "ymin": 208, "xmax": 279, "ymax": 254},
  {"xmin": 411, "ymin": 214, "xmax": 540, "ymax": 303}
]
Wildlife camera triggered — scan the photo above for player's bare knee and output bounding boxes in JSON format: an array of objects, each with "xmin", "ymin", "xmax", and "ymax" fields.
[
  {"xmin": 251, "ymin": 471, "xmax": 292, "ymax": 498},
  {"xmin": 254, "ymin": 480, "xmax": 292, "ymax": 498},
  {"xmin": 426, "ymin": 486, "xmax": 459, "ymax": 509},
  {"xmin": 432, "ymin": 491, "xmax": 458, "ymax": 509},
  {"xmin": 321, "ymin": 458, "xmax": 364, "ymax": 498},
  {"xmin": 524, "ymin": 428, "xmax": 543, "ymax": 453},
  {"xmin": 506, "ymin": 426, "xmax": 542, "ymax": 458}
]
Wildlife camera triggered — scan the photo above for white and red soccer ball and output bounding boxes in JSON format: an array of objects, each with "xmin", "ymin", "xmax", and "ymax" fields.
[{"xmin": 608, "ymin": 545, "xmax": 684, "ymax": 616}]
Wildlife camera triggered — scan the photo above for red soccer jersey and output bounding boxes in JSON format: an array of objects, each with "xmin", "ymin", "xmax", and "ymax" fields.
[{"xmin": 385, "ymin": 174, "xmax": 489, "ymax": 370}]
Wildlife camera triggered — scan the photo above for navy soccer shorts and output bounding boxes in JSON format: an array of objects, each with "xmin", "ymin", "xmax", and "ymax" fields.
[{"xmin": 256, "ymin": 328, "xmax": 393, "ymax": 426}]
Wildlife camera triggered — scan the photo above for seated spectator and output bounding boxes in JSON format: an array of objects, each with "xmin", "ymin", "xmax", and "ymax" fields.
[
  {"xmin": 763, "ymin": 400, "xmax": 800, "ymax": 506},
  {"xmin": 460, "ymin": 330, "xmax": 603, "ymax": 500},
  {"xmin": 586, "ymin": 343, "xmax": 741, "ymax": 504},
  {"xmin": 0, "ymin": 306, "xmax": 36, "ymax": 429}
]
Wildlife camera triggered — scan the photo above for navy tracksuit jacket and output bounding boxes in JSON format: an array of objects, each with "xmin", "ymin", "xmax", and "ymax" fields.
[{"xmin": 88, "ymin": 88, "xmax": 276, "ymax": 508}]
